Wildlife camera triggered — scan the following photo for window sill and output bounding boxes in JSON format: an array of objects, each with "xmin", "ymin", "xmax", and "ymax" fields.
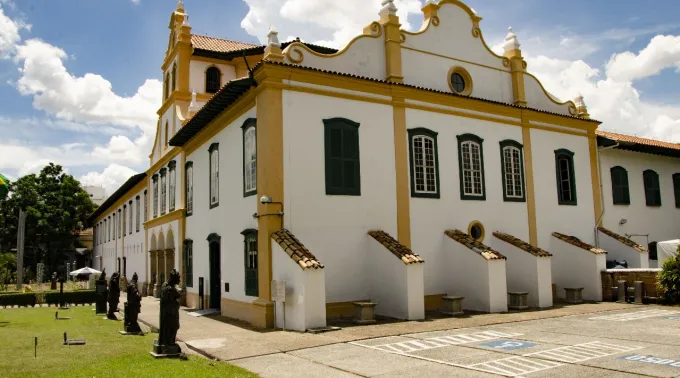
[
  {"xmin": 613, "ymin": 202, "xmax": 631, "ymax": 206},
  {"xmin": 503, "ymin": 196, "xmax": 526, "ymax": 203},
  {"xmin": 325, "ymin": 190, "xmax": 361, "ymax": 196},
  {"xmin": 461, "ymin": 194, "xmax": 486, "ymax": 201},
  {"xmin": 209, "ymin": 202, "xmax": 219, "ymax": 209},
  {"xmin": 558, "ymin": 201, "xmax": 578, "ymax": 206},
  {"xmin": 244, "ymin": 190, "xmax": 257, "ymax": 198},
  {"xmin": 411, "ymin": 192, "xmax": 440, "ymax": 199}
]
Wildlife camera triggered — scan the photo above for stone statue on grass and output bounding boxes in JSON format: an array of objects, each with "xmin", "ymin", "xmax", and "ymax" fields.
[
  {"xmin": 107, "ymin": 272, "xmax": 120, "ymax": 320},
  {"xmin": 152, "ymin": 269, "xmax": 183, "ymax": 358},
  {"xmin": 123, "ymin": 272, "xmax": 143, "ymax": 334}
]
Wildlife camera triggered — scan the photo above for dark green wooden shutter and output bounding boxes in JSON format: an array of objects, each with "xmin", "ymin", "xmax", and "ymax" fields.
[
  {"xmin": 611, "ymin": 167, "xmax": 630, "ymax": 205},
  {"xmin": 324, "ymin": 118, "xmax": 361, "ymax": 195},
  {"xmin": 644, "ymin": 170, "xmax": 661, "ymax": 206},
  {"xmin": 674, "ymin": 174, "xmax": 680, "ymax": 208}
]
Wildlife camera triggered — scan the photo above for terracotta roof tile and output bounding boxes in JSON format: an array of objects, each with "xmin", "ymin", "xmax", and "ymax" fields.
[
  {"xmin": 493, "ymin": 232, "xmax": 552, "ymax": 257},
  {"xmin": 191, "ymin": 35, "xmax": 259, "ymax": 53},
  {"xmin": 368, "ymin": 230, "xmax": 424, "ymax": 265},
  {"xmin": 272, "ymin": 229, "xmax": 324, "ymax": 270},
  {"xmin": 597, "ymin": 227, "xmax": 647, "ymax": 253},
  {"xmin": 552, "ymin": 232, "xmax": 607, "ymax": 255},
  {"xmin": 444, "ymin": 230, "xmax": 506, "ymax": 260},
  {"xmin": 596, "ymin": 130, "xmax": 680, "ymax": 151}
]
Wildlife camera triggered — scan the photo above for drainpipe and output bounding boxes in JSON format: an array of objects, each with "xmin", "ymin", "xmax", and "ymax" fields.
[{"xmin": 594, "ymin": 141, "xmax": 620, "ymax": 247}]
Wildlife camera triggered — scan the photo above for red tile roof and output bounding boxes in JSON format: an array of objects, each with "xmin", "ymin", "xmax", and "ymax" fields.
[
  {"xmin": 272, "ymin": 229, "xmax": 324, "ymax": 270},
  {"xmin": 596, "ymin": 130, "xmax": 680, "ymax": 151},
  {"xmin": 552, "ymin": 232, "xmax": 607, "ymax": 255},
  {"xmin": 191, "ymin": 35, "xmax": 259, "ymax": 53},
  {"xmin": 493, "ymin": 232, "xmax": 552, "ymax": 257},
  {"xmin": 597, "ymin": 227, "xmax": 647, "ymax": 253},
  {"xmin": 368, "ymin": 230, "xmax": 424, "ymax": 265},
  {"xmin": 444, "ymin": 230, "xmax": 506, "ymax": 260}
]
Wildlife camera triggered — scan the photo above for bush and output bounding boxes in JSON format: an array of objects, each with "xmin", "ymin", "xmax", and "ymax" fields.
[
  {"xmin": 0, "ymin": 292, "xmax": 37, "ymax": 308},
  {"xmin": 44, "ymin": 290, "xmax": 98, "ymax": 306},
  {"xmin": 657, "ymin": 250, "xmax": 680, "ymax": 304}
]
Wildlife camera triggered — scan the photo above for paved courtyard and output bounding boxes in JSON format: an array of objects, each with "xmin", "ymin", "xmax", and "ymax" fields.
[{"xmin": 138, "ymin": 299, "xmax": 680, "ymax": 377}]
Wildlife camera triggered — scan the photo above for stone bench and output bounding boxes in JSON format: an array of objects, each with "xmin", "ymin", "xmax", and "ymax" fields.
[
  {"xmin": 440, "ymin": 296, "xmax": 464, "ymax": 316},
  {"xmin": 353, "ymin": 302, "xmax": 377, "ymax": 325},
  {"xmin": 564, "ymin": 287, "xmax": 584, "ymax": 304},
  {"xmin": 508, "ymin": 292, "xmax": 529, "ymax": 310}
]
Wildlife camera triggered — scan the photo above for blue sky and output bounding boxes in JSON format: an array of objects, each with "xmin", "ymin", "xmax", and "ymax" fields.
[{"xmin": 0, "ymin": 0, "xmax": 679, "ymax": 194}]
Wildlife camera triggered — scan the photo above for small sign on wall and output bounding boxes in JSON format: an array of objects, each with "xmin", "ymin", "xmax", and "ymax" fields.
[{"xmin": 271, "ymin": 280, "xmax": 286, "ymax": 302}]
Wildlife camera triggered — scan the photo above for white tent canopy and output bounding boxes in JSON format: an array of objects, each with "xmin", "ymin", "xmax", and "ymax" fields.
[
  {"xmin": 69, "ymin": 267, "xmax": 102, "ymax": 276},
  {"xmin": 657, "ymin": 239, "xmax": 679, "ymax": 263}
]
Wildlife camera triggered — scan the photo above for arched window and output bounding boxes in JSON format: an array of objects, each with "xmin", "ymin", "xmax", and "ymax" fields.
[
  {"xmin": 242, "ymin": 119, "xmax": 257, "ymax": 196},
  {"xmin": 171, "ymin": 63, "xmax": 177, "ymax": 92},
  {"xmin": 185, "ymin": 162, "xmax": 193, "ymax": 215},
  {"xmin": 160, "ymin": 168, "xmax": 167, "ymax": 215},
  {"xmin": 643, "ymin": 169, "xmax": 661, "ymax": 206},
  {"xmin": 457, "ymin": 133, "xmax": 485, "ymax": 200},
  {"xmin": 168, "ymin": 160, "xmax": 176, "ymax": 212},
  {"xmin": 205, "ymin": 66, "xmax": 221, "ymax": 94},
  {"xmin": 408, "ymin": 128, "xmax": 439, "ymax": 198},
  {"xmin": 164, "ymin": 74, "xmax": 169, "ymax": 101},
  {"xmin": 165, "ymin": 122, "xmax": 169, "ymax": 147},
  {"xmin": 500, "ymin": 140, "xmax": 525, "ymax": 202},
  {"xmin": 610, "ymin": 166, "xmax": 630, "ymax": 205}
]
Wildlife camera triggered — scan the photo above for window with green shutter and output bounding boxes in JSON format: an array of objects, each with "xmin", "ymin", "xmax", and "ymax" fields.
[
  {"xmin": 323, "ymin": 118, "xmax": 361, "ymax": 196},
  {"xmin": 242, "ymin": 229, "xmax": 258, "ymax": 297},
  {"xmin": 673, "ymin": 173, "xmax": 680, "ymax": 208},
  {"xmin": 554, "ymin": 149, "xmax": 577, "ymax": 205},
  {"xmin": 643, "ymin": 169, "xmax": 661, "ymax": 206},
  {"xmin": 499, "ymin": 140, "xmax": 525, "ymax": 202},
  {"xmin": 408, "ymin": 128, "xmax": 440, "ymax": 198},
  {"xmin": 610, "ymin": 166, "xmax": 630, "ymax": 205}
]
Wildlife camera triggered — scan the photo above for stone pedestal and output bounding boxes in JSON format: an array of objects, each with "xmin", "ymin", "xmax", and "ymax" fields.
[
  {"xmin": 95, "ymin": 280, "xmax": 108, "ymax": 314},
  {"xmin": 440, "ymin": 296, "xmax": 465, "ymax": 316},
  {"xmin": 616, "ymin": 280, "xmax": 627, "ymax": 303},
  {"xmin": 564, "ymin": 288, "xmax": 584, "ymax": 304},
  {"xmin": 352, "ymin": 302, "xmax": 377, "ymax": 325},
  {"xmin": 634, "ymin": 281, "xmax": 645, "ymax": 304},
  {"xmin": 150, "ymin": 339, "xmax": 184, "ymax": 359},
  {"xmin": 508, "ymin": 292, "xmax": 529, "ymax": 310}
]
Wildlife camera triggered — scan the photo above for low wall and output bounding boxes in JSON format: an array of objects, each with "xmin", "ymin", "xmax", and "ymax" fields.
[{"xmin": 601, "ymin": 269, "xmax": 661, "ymax": 301}]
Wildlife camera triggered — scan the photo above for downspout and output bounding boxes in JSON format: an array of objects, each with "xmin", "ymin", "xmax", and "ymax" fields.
[{"xmin": 594, "ymin": 141, "xmax": 620, "ymax": 247}]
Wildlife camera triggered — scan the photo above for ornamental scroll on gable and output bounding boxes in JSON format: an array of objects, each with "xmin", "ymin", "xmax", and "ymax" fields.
[{"xmin": 279, "ymin": 0, "xmax": 579, "ymax": 118}]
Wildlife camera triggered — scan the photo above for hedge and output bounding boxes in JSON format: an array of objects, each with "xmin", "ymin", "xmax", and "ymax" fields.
[
  {"xmin": 44, "ymin": 290, "xmax": 98, "ymax": 306},
  {"xmin": 0, "ymin": 292, "xmax": 37, "ymax": 308}
]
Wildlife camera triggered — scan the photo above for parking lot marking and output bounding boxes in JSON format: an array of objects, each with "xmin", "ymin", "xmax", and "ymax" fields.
[
  {"xmin": 524, "ymin": 341, "xmax": 644, "ymax": 363},
  {"xmin": 469, "ymin": 356, "xmax": 563, "ymax": 376},
  {"xmin": 589, "ymin": 309, "xmax": 680, "ymax": 322},
  {"xmin": 369, "ymin": 330, "xmax": 523, "ymax": 353}
]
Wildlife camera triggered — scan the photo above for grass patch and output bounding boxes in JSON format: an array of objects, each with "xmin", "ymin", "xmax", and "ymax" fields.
[{"xmin": 0, "ymin": 306, "xmax": 258, "ymax": 378}]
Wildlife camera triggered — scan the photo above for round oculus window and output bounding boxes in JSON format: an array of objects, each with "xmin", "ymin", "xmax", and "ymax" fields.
[
  {"xmin": 451, "ymin": 72, "xmax": 466, "ymax": 94},
  {"xmin": 470, "ymin": 224, "xmax": 483, "ymax": 241}
]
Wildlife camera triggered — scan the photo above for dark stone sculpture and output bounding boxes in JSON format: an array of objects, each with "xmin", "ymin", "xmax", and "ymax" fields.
[
  {"xmin": 99, "ymin": 268, "xmax": 107, "ymax": 281},
  {"xmin": 123, "ymin": 273, "xmax": 142, "ymax": 333},
  {"xmin": 152, "ymin": 269, "xmax": 182, "ymax": 357},
  {"xmin": 50, "ymin": 272, "xmax": 57, "ymax": 290},
  {"xmin": 107, "ymin": 272, "xmax": 120, "ymax": 320}
]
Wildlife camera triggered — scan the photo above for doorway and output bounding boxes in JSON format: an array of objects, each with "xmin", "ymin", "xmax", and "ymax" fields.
[{"xmin": 207, "ymin": 233, "xmax": 221, "ymax": 310}]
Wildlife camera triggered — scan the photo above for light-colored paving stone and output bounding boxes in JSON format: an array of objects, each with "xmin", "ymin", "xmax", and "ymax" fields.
[{"xmin": 232, "ymin": 353, "xmax": 361, "ymax": 378}]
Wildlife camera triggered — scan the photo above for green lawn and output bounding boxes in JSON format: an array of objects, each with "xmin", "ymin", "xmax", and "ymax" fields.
[{"xmin": 0, "ymin": 306, "xmax": 258, "ymax": 378}]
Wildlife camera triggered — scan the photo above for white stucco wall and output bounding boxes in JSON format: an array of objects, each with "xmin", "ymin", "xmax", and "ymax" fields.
[
  {"xmin": 282, "ymin": 35, "xmax": 385, "ymax": 79},
  {"xmin": 367, "ymin": 238, "xmax": 425, "ymax": 320},
  {"xmin": 271, "ymin": 242, "xmax": 327, "ymax": 331},
  {"xmin": 282, "ymin": 90, "xmax": 398, "ymax": 303},
  {"xmin": 443, "ymin": 238, "xmax": 508, "ymax": 313},
  {"xmin": 550, "ymin": 238, "xmax": 605, "ymax": 301},
  {"xmin": 406, "ymin": 108, "xmax": 529, "ymax": 296},
  {"xmin": 184, "ymin": 108, "xmax": 258, "ymax": 302},
  {"xmin": 121, "ymin": 187, "xmax": 147, "ymax": 282},
  {"xmin": 523, "ymin": 74, "xmax": 574, "ymax": 116},
  {"xmin": 494, "ymin": 240, "xmax": 553, "ymax": 308},
  {"xmin": 600, "ymin": 148, "xmax": 680, "ymax": 246},
  {"xmin": 532, "ymin": 129, "xmax": 596, "ymax": 249},
  {"xmin": 597, "ymin": 231, "xmax": 648, "ymax": 269},
  {"xmin": 189, "ymin": 60, "xmax": 236, "ymax": 94}
]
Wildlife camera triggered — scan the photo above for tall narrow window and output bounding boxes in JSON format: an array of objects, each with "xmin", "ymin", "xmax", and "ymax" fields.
[
  {"xmin": 643, "ymin": 169, "xmax": 661, "ymax": 207},
  {"xmin": 122, "ymin": 206, "xmax": 126, "ymax": 237},
  {"xmin": 209, "ymin": 143, "xmax": 219, "ymax": 208},
  {"xmin": 164, "ymin": 74, "xmax": 169, "ymax": 101},
  {"xmin": 128, "ymin": 200, "xmax": 133, "ymax": 234},
  {"xmin": 242, "ymin": 229, "xmax": 258, "ymax": 297},
  {"xmin": 106, "ymin": 218, "xmax": 109, "ymax": 242},
  {"xmin": 135, "ymin": 196, "xmax": 140, "ymax": 232},
  {"xmin": 144, "ymin": 190, "xmax": 148, "ymax": 222},
  {"xmin": 205, "ymin": 66, "xmax": 221, "ymax": 94},
  {"xmin": 408, "ymin": 128, "xmax": 440, "ymax": 198},
  {"xmin": 113, "ymin": 213, "xmax": 116, "ymax": 240},
  {"xmin": 457, "ymin": 134, "xmax": 486, "ymax": 200},
  {"xmin": 160, "ymin": 168, "xmax": 167, "ymax": 215},
  {"xmin": 242, "ymin": 119, "xmax": 257, "ymax": 196},
  {"xmin": 610, "ymin": 166, "xmax": 630, "ymax": 205},
  {"xmin": 499, "ymin": 140, "xmax": 525, "ymax": 202},
  {"xmin": 323, "ymin": 118, "xmax": 361, "ymax": 196},
  {"xmin": 165, "ymin": 122, "xmax": 169, "ymax": 147},
  {"xmin": 171, "ymin": 63, "xmax": 176, "ymax": 92},
  {"xmin": 152, "ymin": 175, "xmax": 159, "ymax": 218},
  {"xmin": 186, "ymin": 162, "xmax": 193, "ymax": 216},
  {"xmin": 554, "ymin": 149, "xmax": 577, "ymax": 205},
  {"xmin": 183, "ymin": 240, "xmax": 193, "ymax": 288},
  {"xmin": 169, "ymin": 161, "xmax": 176, "ymax": 212},
  {"xmin": 673, "ymin": 173, "xmax": 680, "ymax": 208},
  {"xmin": 118, "ymin": 209, "xmax": 121, "ymax": 239}
]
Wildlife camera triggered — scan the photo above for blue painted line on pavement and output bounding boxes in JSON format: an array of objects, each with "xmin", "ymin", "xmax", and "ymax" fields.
[{"xmin": 477, "ymin": 340, "xmax": 537, "ymax": 351}]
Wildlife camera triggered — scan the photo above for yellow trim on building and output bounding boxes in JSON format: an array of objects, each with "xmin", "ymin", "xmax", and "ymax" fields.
[
  {"xmin": 447, "ymin": 66, "xmax": 474, "ymax": 96},
  {"xmin": 588, "ymin": 133, "xmax": 603, "ymax": 226},
  {"xmin": 467, "ymin": 220, "xmax": 486, "ymax": 243},
  {"xmin": 143, "ymin": 208, "xmax": 185, "ymax": 230},
  {"xmin": 521, "ymin": 118, "xmax": 538, "ymax": 246},
  {"xmin": 392, "ymin": 93, "xmax": 412, "ymax": 248}
]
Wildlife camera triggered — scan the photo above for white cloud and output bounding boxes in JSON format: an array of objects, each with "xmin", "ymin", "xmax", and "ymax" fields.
[
  {"xmin": 79, "ymin": 164, "xmax": 139, "ymax": 194},
  {"xmin": 131, "ymin": 0, "xmax": 140, "ymax": 4},
  {"xmin": 0, "ymin": 6, "xmax": 29, "ymax": 58},
  {"xmin": 605, "ymin": 34, "xmax": 680, "ymax": 82},
  {"xmin": 241, "ymin": 0, "xmax": 423, "ymax": 47}
]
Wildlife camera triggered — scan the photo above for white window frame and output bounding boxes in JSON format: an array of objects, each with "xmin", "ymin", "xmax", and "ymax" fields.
[
  {"xmin": 210, "ymin": 145, "xmax": 219, "ymax": 207},
  {"xmin": 503, "ymin": 146, "xmax": 523, "ymax": 199},
  {"xmin": 461, "ymin": 140, "xmax": 484, "ymax": 196},
  {"xmin": 244, "ymin": 126, "xmax": 257, "ymax": 194},
  {"xmin": 412, "ymin": 135, "xmax": 437, "ymax": 194},
  {"xmin": 186, "ymin": 164, "xmax": 193, "ymax": 214},
  {"xmin": 169, "ymin": 165, "xmax": 176, "ymax": 211}
]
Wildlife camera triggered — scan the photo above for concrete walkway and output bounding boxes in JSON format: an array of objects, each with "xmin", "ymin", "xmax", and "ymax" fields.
[{"xmin": 137, "ymin": 298, "xmax": 647, "ymax": 377}]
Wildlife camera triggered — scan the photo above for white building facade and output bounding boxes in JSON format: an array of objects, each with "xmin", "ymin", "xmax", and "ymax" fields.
[{"xmin": 89, "ymin": 0, "xmax": 680, "ymax": 330}]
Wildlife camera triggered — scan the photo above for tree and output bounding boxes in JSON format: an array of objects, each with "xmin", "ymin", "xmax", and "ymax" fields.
[
  {"xmin": 0, "ymin": 163, "xmax": 97, "ymax": 277},
  {"xmin": 657, "ymin": 246, "xmax": 680, "ymax": 304}
]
